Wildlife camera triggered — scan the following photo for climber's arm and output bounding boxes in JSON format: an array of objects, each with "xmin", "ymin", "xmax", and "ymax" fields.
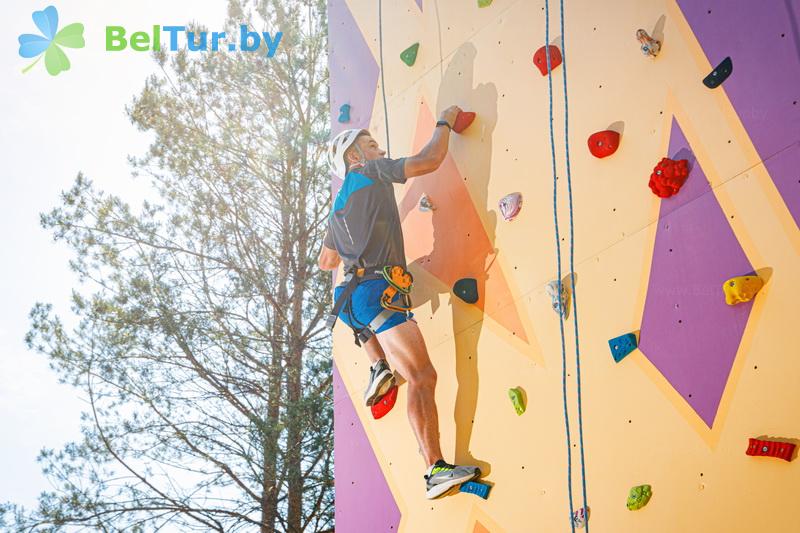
[
  {"xmin": 318, "ymin": 228, "xmax": 341, "ymax": 271},
  {"xmin": 318, "ymin": 244, "xmax": 341, "ymax": 271},
  {"xmin": 404, "ymin": 105, "xmax": 461, "ymax": 178}
]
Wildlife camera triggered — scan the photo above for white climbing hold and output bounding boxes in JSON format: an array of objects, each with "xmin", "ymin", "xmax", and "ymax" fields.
[
  {"xmin": 419, "ymin": 193, "xmax": 435, "ymax": 212},
  {"xmin": 546, "ymin": 276, "xmax": 573, "ymax": 319}
]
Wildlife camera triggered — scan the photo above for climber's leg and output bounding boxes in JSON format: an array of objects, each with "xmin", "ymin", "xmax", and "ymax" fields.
[
  {"xmin": 377, "ymin": 319, "xmax": 443, "ymax": 466},
  {"xmin": 363, "ymin": 335, "xmax": 384, "ymax": 365}
]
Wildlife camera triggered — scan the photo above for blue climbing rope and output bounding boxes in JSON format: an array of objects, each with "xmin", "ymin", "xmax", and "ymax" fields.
[
  {"xmin": 378, "ymin": 0, "xmax": 391, "ymax": 157},
  {"xmin": 544, "ymin": 0, "xmax": 589, "ymax": 530},
  {"xmin": 543, "ymin": 1, "xmax": 576, "ymax": 531},
  {"xmin": 558, "ymin": 0, "xmax": 591, "ymax": 527}
]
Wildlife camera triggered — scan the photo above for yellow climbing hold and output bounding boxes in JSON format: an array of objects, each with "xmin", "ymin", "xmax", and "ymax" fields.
[
  {"xmin": 723, "ymin": 275, "xmax": 764, "ymax": 305},
  {"xmin": 508, "ymin": 387, "xmax": 525, "ymax": 415}
]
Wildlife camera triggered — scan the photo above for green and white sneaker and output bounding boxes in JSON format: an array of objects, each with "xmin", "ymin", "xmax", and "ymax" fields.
[
  {"xmin": 424, "ymin": 459, "xmax": 481, "ymax": 499},
  {"xmin": 364, "ymin": 359, "xmax": 395, "ymax": 406}
]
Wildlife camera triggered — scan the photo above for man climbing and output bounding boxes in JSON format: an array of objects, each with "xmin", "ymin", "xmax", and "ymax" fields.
[{"xmin": 318, "ymin": 105, "xmax": 481, "ymax": 499}]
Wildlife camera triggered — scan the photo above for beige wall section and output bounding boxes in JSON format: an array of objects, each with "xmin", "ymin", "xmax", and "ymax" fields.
[{"xmin": 333, "ymin": 0, "xmax": 800, "ymax": 531}]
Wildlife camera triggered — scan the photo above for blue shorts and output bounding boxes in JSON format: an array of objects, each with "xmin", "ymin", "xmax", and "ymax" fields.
[{"xmin": 334, "ymin": 278, "xmax": 414, "ymax": 334}]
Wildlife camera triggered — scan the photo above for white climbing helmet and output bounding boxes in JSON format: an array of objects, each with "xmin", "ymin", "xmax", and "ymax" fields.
[{"xmin": 328, "ymin": 128, "xmax": 368, "ymax": 178}]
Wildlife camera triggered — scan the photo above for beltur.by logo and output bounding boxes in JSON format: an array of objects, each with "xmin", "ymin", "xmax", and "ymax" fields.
[
  {"xmin": 106, "ymin": 25, "xmax": 283, "ymax": 57},
  {"xmin": 17, "ymin": 5, "xmax": 85, "ymax": 76},
  {"xmin": 17, "ymin": 5, "xmax": 284, "ymax": 77}
]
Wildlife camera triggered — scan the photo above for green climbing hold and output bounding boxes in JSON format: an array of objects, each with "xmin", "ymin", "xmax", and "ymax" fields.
[
  {"xmin": 478, "ymin": 0, "xmax": 493, "ymax": 7},
  {"xmin": 626, "ymin": 484, "xmax": 652, "ymax": 510},
  {"xmin": 508, "ymin": 387, "xmax": 525, "ymax": 415},
  {"xmin": 400, "ymin": 43, "xmax": 419, "ymax": 66}
]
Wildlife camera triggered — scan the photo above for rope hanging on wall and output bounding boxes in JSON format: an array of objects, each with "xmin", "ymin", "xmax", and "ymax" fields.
[{"xmin": 544, "ymin": 0, "xmax": 590, "ymax": 530}]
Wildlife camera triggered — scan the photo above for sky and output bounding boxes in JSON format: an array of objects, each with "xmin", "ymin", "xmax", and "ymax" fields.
[{"xmin": 0, "ymin": 0, "xmax": 228, "ymax": 512}]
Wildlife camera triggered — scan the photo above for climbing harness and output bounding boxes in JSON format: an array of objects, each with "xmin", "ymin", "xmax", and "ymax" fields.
[
  {"xmin": 544, "ymin": 0, "xmax": 590, "ymax": 530},
  {"xmin": 379, "ymin": 265, "xmax": 414, "ymax": 312},
  {"xmin": 326, "ymin": 264, "xmax": 414, "ymax": 346}
]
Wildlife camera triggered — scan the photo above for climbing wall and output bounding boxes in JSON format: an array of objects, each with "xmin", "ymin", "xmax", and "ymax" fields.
[{"xmin": 329, "ymin": 0, "xmax": 800, "ymax": 531}]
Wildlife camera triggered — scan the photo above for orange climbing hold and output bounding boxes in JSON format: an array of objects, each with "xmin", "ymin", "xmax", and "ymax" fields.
[
  {"xmin": 533, "ymin": 45, "xmax": 562, "ymax": 76},
  {"xmin": 588, "ymin": 130, "xmax": 620, "ymax": 158},
  {"xmin": 649, "ymin": 157, "xmax": 689, "ymax": 198},
  {"xmin": 453, "ymin": 111, "xmax": 476, "ymax": 133}
]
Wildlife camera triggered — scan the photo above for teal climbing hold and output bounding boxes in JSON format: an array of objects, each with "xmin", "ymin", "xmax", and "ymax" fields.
[
  {"xmin": 338, "ymin": 103, "xmax": 351, "ymax": 123},
  {"xmin": 453, "ymin": 278, "xmax": 479, "ymax": 304},
  {"xmin": 400, "ymin": 43, "xmax": 419, "ymax": 66},
  {"xmin": 460, "ymin": 481, "xmax": 491, "ymax": 499},
  {"xmin": 627, "ymin": 484, "xmax": 652, "ymax": 510},
  {"xmin": 608, "ymin": 333, "xmax": 637, "ymax": 363}
]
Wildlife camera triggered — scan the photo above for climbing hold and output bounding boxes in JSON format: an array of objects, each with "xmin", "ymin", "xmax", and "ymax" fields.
[
  {"xmin": 498, "ymin": 192, "xmax": 523, "ymax": 221},
  {"xmin": 546, "ymin": 278, "xmax": 572, "ymax": 319},
  {"xmin": 572, "ymin": 506, "xmax": 589, "ymax": 529},
  {"xmin": 453, "ymin": 278, "xmax": 479, "ymax": 304},
  {"xmin": 459, "ymin": 480, "xmax": 491, "ymax": 499},
  {"xmin": 627, "ymin": 484, "xmax": 653, "ymax": 510},
  {"xmin": 746, "ymin": 438, "xmax": 796, "ymax": 462},
  {"xmin": 723, "ymin": 275, "xmax": 764, "ymax": 305},
  {"xmin": 649, "ymin": 157, "xmax": 689, "ymax": 198},
  {"xmin": 477, "ymin": 0, "xmax": 493, "ymax": 7},
  {"xmin": 419, "ymin": 193, "xmax": 435, "ymax": 212},
  {"xmin": 636, "ymin": 29, "xmax": 661, "ymax": 57},
  {"xmin": 371, "ymin": 385, "xmax": 398, "ymax": 420},
  {"xmin": 703, "ymin": 56, "xmax": 733, "ymax": 89},
  {"xmin": 452, "ymin": 111, "xmax": 476, "ymax": 133},
  {"xmin": 608, "ymin": 333, "xmax": 637, "ymax": 363},
  {"xmin": 533, "ymin": 45, "xmax": 562, "ymax": 76},
  {"xmin": 587, "ymin": 130, "xmax": 621, "ymax": 158},
  {"xmin": 508, "ymin": 387, "xmax": 526, "ymax": 415},
  {"xmin": 338, "ymin": 103, "xmax": 351, "ymax": 123},
  {"xmin": 400, "ymin": 43, "xmax": 419, "ymax": 66}
]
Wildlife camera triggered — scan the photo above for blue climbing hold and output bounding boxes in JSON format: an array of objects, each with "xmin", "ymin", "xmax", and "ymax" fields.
[
  {"xmin": 338, "ymin": 103, "xmax": 351, "ymax": 123},
  {"xmin": 460, "ymin": 481, "xmax": 491, "ymax": 499},
  {"xmin": 453, "ymin": 278, "xmax": 479, "ymax": 304},
  {"xmin": 608, "ymin": 333, "xmax": 637, "ymax": 363}
]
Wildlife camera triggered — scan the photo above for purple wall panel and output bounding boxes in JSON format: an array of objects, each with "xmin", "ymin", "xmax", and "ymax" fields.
[
  {"xmin": 328, "ymin": 0, "xmax": 379, "ymax": 136},
  {"xmin": 640, "ymin": 120, "xmax": 754, "ymax": 428},
  {"xmin": 677, "ymin": 1, "xmax": 800, "ymax": 226},
  {"xmin": 334, "ymin": 364, "xmax": 401, "ymax": 531}
]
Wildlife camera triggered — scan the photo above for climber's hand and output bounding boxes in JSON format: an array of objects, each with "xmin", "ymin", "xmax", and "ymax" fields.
[{"xmin": 439, "ymin": 105, "xmax": 462, "ymax": 129}]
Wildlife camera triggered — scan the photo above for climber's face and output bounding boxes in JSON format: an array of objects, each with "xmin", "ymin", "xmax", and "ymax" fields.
[
  {"xmin": 357, "ymin": 134, "xmax": 385, "ymax": 160},
  {"xmin": 346, "ymin": 133, "xmax": 385, "ymax": 167}
]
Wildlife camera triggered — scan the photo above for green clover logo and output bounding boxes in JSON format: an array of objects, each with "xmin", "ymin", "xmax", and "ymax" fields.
[{"xmin": 18, "ymin": 5, "xmax": 85, "ymax": 76}]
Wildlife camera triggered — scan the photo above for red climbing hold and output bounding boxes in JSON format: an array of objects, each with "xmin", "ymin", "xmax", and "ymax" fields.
[
  {"xmin": 371, "ymin": 385, "xmax": 398, "ymax": 420},
  {"xmin": 453, "ymin": 111, "xmax": 476, "ymax": 133},
  {"xmin": 588, "ymin": 130, "xmax": 620, "ymax": 158},
  {"xmin": 649, "ymin": 157, "xmax": 689, "ymax": 198},
  {"xmin": 746, "ymin": 438, "xmax": 796, "ymax": 462},
  {"xmin": 533, "ymin": 45, "xmax": 562, "ymax": 76}
]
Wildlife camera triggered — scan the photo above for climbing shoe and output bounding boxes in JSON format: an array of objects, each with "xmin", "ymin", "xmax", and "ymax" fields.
[
  {"xmin": 364, "ymin": 359, "xmax": 395, "ymax": 407},
  {"xmin": 424, "ymin": 460, "xmax": 481, "ymax": 499}
]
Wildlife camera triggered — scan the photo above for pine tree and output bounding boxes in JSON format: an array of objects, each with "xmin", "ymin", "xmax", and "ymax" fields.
[{"xmin": 0, "ymin": 1, "xmax": 332, "ymax": 531}]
